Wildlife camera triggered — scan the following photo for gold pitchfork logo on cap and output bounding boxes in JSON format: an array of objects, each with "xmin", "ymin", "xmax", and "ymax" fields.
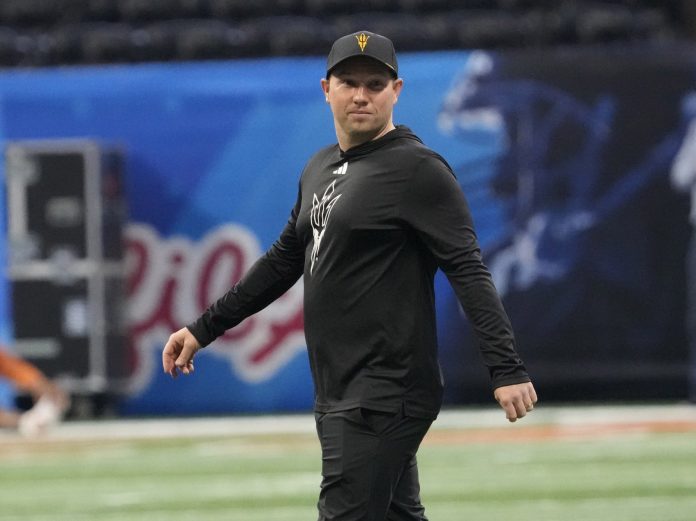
[{"xmin": 356, "ymin": 33, "xmax": 369, "ymax": 51}]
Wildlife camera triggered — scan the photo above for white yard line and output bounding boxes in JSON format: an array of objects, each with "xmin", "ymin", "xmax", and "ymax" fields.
[{"xmin": 1, "ymin": 403, "xmax": 695, "ymax": 443}]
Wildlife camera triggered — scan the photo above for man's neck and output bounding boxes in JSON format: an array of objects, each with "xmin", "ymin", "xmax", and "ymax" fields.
[{"xmin": 336, "ymin": 122, "xmax": 396, "ymax": 152}]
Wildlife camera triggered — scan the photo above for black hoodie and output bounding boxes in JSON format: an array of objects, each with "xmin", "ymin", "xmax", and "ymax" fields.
[{"xmin": 188, "ymin": 125, "xmax": 529, "ymax": 419}]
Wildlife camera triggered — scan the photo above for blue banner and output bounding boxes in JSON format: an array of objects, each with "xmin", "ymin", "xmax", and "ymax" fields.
[{"xmin": 0, "ymin": 47, "xmax": 694, "ymax": 413}]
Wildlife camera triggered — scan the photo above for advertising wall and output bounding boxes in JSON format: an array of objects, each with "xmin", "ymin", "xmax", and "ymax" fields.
[{"xmin": 0, "ymin": 46, "xmax": 694, "ymax": 413}]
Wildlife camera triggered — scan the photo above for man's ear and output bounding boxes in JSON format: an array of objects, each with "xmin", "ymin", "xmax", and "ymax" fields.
[
  {"xmin": 321, "ymin": 78, "xmax": 330, "ymax": 102},
  {"xmin": 392, "ymin": 78, "xmax": 404, "ymax": 104}
]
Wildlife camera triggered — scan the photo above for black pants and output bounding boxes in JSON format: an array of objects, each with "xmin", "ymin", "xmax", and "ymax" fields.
[{"xmin": 315, "ymin": 406, "xmax": 433, "ymax": 521}]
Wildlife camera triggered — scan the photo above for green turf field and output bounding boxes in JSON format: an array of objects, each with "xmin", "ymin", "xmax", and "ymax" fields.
[{"xmin": 0, "ymin": 414, "xmax": 695, "ymax": 521}]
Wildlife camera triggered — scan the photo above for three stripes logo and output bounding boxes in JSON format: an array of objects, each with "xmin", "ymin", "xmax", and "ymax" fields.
[{"xmin": 332, "ymin": 162, "xmax": 348, "ymax": 175}]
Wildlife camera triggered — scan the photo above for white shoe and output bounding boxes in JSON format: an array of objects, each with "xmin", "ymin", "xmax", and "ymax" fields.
[{"xmin": 18, "ymin": 395, "xmax": 65, "ymax": 437}]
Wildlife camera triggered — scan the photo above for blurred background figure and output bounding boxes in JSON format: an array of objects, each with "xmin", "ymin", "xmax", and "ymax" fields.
[
  {"xmin": 672, "ymin": 91, "xmax": 696, "ymax": 402},
  {"xmin": 0, "ymin": 344, "xmax": 69, "ymax": 435}
]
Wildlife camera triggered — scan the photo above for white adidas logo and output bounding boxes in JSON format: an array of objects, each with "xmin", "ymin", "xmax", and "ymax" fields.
[{"xmin": 332, "ymin": 162, "xmax": 348, "ymax": 175}]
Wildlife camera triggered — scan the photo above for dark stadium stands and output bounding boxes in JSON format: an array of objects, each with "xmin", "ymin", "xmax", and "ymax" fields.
[{"xmin": 0, "ymin": 0, "xmax": 692, "ymax": 67}]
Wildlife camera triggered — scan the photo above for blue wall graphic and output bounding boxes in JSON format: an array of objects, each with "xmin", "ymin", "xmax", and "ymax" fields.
[{"xmin": 0, "ymin": 47, "xmax": 693, "ymax": 413}]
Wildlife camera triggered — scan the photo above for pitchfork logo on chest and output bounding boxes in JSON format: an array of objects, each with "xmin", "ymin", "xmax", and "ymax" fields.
[{"xmin": 310, "ymin": 180, "xmax": 342, "ymax": 275}]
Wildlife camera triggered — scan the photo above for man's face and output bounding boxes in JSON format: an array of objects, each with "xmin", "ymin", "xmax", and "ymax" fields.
[{"xmin": 321, "ymin": 56, "xmax": 403, "ymax": 147}]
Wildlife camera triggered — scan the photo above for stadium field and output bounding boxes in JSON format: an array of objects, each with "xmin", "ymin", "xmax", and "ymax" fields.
[{"xmin": 0, "ymin": 405, "xmax": 694, "ymax": 521}]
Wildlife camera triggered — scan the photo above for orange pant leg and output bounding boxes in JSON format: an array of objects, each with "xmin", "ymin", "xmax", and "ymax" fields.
[{"xmin": 0, "ymin": 348, "xmax": 46, "ymax": 392}]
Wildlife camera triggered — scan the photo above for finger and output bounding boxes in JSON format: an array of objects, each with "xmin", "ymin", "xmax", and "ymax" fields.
[
  {"xmin": 175, "ymin": 348, "xmax": 192, "ymax": 368},
  {"xmin": 175, "ymin": 346, "xmax": 196, "ymax": 375},
  {"xmin": 523, "ymin": 385, "xmax": 537, "ymax": 411},
  {"xmin": 162, "ymin": 343, "xmax": 179, "ymax": 378},
  {"xmin": 166, "ymin": 360, "xmax": 179, "ymax": 378},
  {"xmin": 180, "ymin": 360, "xmax": 195, "ymax": 375},
  {"xmin": 163, "ymin": 355, "xmax": 175, "ymax": 376},
  {"xmin": 514, "ymin": 399, "xmax": 527, "ymax": 419},
  {"xmin": 162, "ymin": 344, "xmax": 171, "ymax": 372},
  {"xmin": 524, "ymin": 394, "xmax": 535, "ymax": 411},
  {"xmin": 501, "ymin": 401, "xmax": 518, "ymax": 422},
  {"xmin": 503, "ymin": 392, "xmax": 528, "ymax": 422},
  {"xmin": 165, "ymin": 360, "xmax": 179, "ymax": 378},
  {"xmin": 496, "ymin": 393, "xmax": 517, "ymax": 422}
]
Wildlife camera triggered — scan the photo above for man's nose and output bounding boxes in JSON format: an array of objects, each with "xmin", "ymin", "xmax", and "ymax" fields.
[{"xmin": 353, "ymin": 85, "xmax": 367, "ymax": 102}]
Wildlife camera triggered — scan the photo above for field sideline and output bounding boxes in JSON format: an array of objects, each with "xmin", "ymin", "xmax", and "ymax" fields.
[
  {"xmin": 2, "ymin": 402, "xmax": 695, "ymax": 442},
  {"xmin": 1, "ymin": 404, "xmax": 695, "ymax": 521}
]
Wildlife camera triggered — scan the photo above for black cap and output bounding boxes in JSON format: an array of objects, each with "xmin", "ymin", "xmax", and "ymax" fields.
[{"xmin": 326, "ymin": 31, "xmax": 398, "ymax": 78}]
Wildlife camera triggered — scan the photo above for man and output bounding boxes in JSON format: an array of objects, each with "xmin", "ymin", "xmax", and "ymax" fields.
[
  {"xmin": 0, "ymin": 345, "xmax": 70, "ymax": 436},
  {"xmin": 163, "ymin": 31, "xmax": 537, "ymax": 520}
]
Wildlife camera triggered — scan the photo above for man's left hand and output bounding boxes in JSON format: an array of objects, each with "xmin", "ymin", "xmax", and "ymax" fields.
[{"xmin": 494, "ymin": 382, "xmax": 538, "ymax": 423}]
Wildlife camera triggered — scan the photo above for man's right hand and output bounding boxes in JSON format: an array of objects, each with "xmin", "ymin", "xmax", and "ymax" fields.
[{"xmin": 162, "ymin": 327, "xmax": 202, "ymax": 378}]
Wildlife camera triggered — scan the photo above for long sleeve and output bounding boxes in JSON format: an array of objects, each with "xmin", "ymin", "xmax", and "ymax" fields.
[
  {"xmin": 400, "ymin": 154, "xmax": 529, "ymax": 388},
  {"xmin": 187, "ymin": 188, "xmax": 305, "ymax": 347}
]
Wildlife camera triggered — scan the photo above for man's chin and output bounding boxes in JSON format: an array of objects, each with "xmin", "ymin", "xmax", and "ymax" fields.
[{"xmin": 347, "ymin": 126, "xmax": 381, "ymax": 141}]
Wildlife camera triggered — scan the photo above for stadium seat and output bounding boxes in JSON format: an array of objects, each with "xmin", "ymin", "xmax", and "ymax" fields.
[
  {"xmin": 258, "ymin": 16, "xmax": 335, "ymax": 56},
  {"xmin": 447, "ymin": 8, "xmax": 563, "ymax": 49},
  {"xmin": 169, "ymin": 19, "xmax": 251, "ymax": 61},
  {"xmin": 81, "ymin": 0, "xmax": 120, "ymax": 23},
  {"xmin": 576, "ymin": 5, "xmax": 664, "ymax": 43},
  {"xmin": 80, "ymin": 23, "xmax": 135, "ymax": 64},
  {"xmin": 632, "ymin": 9, "xmax": 671, "ymax": 41},
  {"xmin": 129, "ymin": 24, "xmax": 178, "ymax": 62},
  {"xmin": 208, "ymin": 0, "xmax": 275, "ymax": 20},
  {"xmin": 0, "ymin": 0, "xmax": 685, "ymax": 67},
  {"xmin": 269, "ymin": 0, "xmax": 307, "ymax": 16},
  {"xmin": 397, "ymin": 0, "xmax": 466, "ymax": 13},
  {"xmin": 116, "ymin": 0, "xmax": 212, "ymax": 23},
  {"xmin": 0, "ymin": 27, "xmax": 22, "ymax": 66},
  {"xmin": 452, "ymin": 10, "xmax": 533, "ymax": 49},
  {"xmin": 332, "ymin": 12, "xmax": 440, "ymax": 51},
  {"xmin": 306, "ymin": 0, "xmax": 404, "ymax": 16},
  {"xmin": 118, "ymin": 0, "xmax": 183, "ymax": 22},
  {"xmin": 0, "ymin": 0, "xmax": 64, "ymax": 28},
  {"xmin": 419, "ymin": 12, "xmax": 469, "ymax": 50},
  {"xmin": 176, "ymin": 0, "xmax": 212, "ymax": 18},
  {"xmin": 40, "ymin": 25, "xmax": 83, "ymax": 65}
]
